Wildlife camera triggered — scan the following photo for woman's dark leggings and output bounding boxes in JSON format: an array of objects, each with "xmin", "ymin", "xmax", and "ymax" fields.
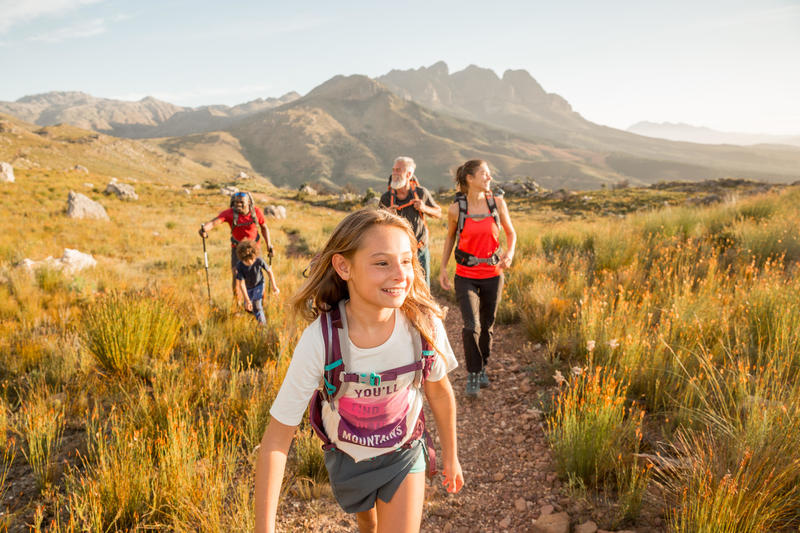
[{"xmin": 454, "ymin": 274, "xmax": 504, "ymax": 373}]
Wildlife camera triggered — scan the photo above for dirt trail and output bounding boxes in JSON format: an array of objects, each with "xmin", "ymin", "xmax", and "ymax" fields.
[{"xmin": 280, "ymin": 304, "xmax": 569, "ymax": 532}]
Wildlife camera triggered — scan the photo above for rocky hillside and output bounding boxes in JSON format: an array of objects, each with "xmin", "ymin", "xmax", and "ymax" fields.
[
  {"xmin": 0, "ymin": 113, "xmax": 255, "ymax": 184},
  {"xmin": 377, "ymin": 62, "xmax": 800, "ymax": 183},
  {"xmin": 228, "ymin": 75, "xmax": 622, "ymax": 190},
  {"xmin": 0, "ymin": 91, "xmax": 300, "ymax": 138}
]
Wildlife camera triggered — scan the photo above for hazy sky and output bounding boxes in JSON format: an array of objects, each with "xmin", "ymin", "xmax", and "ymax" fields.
[{"xmin": 1, "ymin": 0, "xmax": 798, "ymax": 134}]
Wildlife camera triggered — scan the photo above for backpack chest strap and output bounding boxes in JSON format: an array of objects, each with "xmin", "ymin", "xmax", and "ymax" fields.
[{"xmin": 341, "ymin": 359, "xmax": 425, "ymax": 387}]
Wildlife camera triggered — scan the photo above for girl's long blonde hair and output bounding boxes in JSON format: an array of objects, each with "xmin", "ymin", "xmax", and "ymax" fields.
[{"xmin": 291, "ymin": 208, "xmax": 443, "ymax": 348}]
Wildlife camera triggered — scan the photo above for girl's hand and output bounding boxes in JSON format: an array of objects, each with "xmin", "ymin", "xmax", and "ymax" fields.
[
  {"xmin": 442, "ymin": 457, "xmax": 464, "ymax": 494},
  {"xmin": 439, "ymin": 270, "xmax": 452, "ymax": 291},
  {"xmin": 272, "ymin": 286, "xmax": 280, "ymax": 295},
  {"xmin": 244, "ymin": 300, "xmax": 253, "ymax": 311}
]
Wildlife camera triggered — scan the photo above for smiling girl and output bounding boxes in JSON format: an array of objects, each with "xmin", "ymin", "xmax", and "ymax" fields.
[{"xmin": 255, "ymin": 209, "xmax": 463, "ymax": 533}]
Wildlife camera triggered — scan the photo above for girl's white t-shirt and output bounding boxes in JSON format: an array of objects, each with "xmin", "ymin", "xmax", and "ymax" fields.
[{"xmin": 269, "ymin": 307, "xmax": 457, "ymax": 462}]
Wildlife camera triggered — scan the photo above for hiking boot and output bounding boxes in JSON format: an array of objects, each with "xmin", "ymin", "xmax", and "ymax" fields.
[
  {"xmin": 478, "ymin": 368, "xmax": 490, "ymax": 389},
  {"xmin": 465, "ymin": 372, "xmax": 480, "ymax": 398}
]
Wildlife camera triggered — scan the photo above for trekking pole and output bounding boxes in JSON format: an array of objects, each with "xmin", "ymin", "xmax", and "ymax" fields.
[
  {"xmin": 267, "ymin": 247, "xmax": 274, "ymax": 309},
  {"xmin": 201, "ymin": 229, "xmax": 212, "ymax": 306}
]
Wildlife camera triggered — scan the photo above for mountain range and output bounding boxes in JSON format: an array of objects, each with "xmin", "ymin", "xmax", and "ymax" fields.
[
  {"xmin": 2, "ymin": 62, "xmax": 799, "ymax": 190},
  {"xmin": 0, "ymin": 91, "xmax": 300, "ymax": 138},
  {"xmin": 628, "ymin": 121, "xmax": 800, "ymax": 148}
]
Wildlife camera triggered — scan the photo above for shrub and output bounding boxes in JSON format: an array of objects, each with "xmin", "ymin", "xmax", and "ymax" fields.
[
  {"xmin": 547, "ymin": 366, "xmax": 640, "ymax": 486},
  {"xmin": 35, "ymin": 265, "xmax": 66, "ymax": 293},
  {"xmin": 81, "ymin": 290, "xmax": 182, "ymax": 374}
]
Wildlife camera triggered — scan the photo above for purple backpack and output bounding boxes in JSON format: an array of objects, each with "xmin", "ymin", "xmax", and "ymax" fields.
[{"xmin": 308, "ymin": 303, "xmax": 437, "ymax": 477}]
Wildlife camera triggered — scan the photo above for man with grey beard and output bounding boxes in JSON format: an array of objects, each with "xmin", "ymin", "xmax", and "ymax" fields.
[{"xmin": 379, "ymin": 156, "xmax": 441, "ymax": 286}]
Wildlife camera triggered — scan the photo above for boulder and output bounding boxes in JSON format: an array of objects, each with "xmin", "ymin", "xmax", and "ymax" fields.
[
  {"xmin": 66, "ymin": 191, "xmax": 109, "ymax": 220},
  {"xmin": 499, "ymin": 179, "xmax": 541, "ymax": 197},
  {"xmin": 21, "ymin": 248, "xmax": 96, "ymax": 274},
  {"xmin": 339, "ymin": 193, "xmax": 358, "ymax": 203},
  {"xmin": 74, "ymin": 165, "xmax": 89, "ymax": 173},
  {"xmin": 235, "ymin": 171, "xmax": 252, "ymax": 180},
  {"xmin": 60, "ymin": 249, "xmax": 97, "ymax": 273},
  {"xmin": 105, "ymin": 180, "xmax": 139, "ymax": 200},
  {"xmin": 192, "ymin": 183, "xmax": 202, "ymax": 190},
  {"xmin": 544, "ymin": 189, "xmax": 572, "ymax": 201},
  {"xmin": 182, "ymin": 188, "xmax": 191, "ymax": 195},
  {"xmin": 220, "ymin": 185, "xmax": 239, "ymax": 196},
  {"xmin": 0, "ymin": 162, "xmax": 14, "ymax": 183},
  {"xmin": 263, "ymin": 205, "xmax": 287, "ymax": 219},
  {"xmin": 575, "ymin": 521, "xmax": 598, "ymax": 533},
  {"xmin": 531, "ymin": 511, "xmax": 569, "ymax": 533},
  {"xmin": 299, "ymin": 184, "xmax": 317, "ymax": 196}
]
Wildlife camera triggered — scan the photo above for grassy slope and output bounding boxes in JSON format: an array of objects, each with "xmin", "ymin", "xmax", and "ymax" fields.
[
  {"xmin": 0, "ymin": 113, "xmax": 240, "ymax": 186},
  {"xmin": 2, "ymin": 120, "xmax": 800, "ymax": 531}
]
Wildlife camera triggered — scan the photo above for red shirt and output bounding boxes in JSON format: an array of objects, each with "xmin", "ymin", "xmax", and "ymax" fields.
[
  {"xmin": 455, "ymin": 216, "xmax": 501, "ymax": 279},
  {"xmin": 218, "ymin": 207, "xmax": 265, "ymax": 246}
]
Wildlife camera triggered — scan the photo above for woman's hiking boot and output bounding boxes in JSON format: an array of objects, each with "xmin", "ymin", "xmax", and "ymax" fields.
[
  {"xmin": 465, "ymin": 372, "xmax": 480, "ymax": 398},
  {"xmin": 478, "ymin": 368, "xmax": 489, "ymax": 388}
]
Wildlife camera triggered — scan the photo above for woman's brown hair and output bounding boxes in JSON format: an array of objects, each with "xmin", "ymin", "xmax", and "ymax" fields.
[
  {"xmin": 291, "ymin": 208, "xmax": 443, "ymax": 348},
  {"xmin": 454, "ymin": 159, "xmax": 487, "ymax": 193}
]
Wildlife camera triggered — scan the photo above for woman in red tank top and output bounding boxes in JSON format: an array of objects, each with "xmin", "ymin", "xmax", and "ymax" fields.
[{"xmin": 439, "ymin": 160, "xmax": 517, "ymax": 398}]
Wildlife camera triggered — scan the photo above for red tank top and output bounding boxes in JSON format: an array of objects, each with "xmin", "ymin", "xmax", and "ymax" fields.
[{"xmin": 455, "ymin": 216, "xmax": 500, "ymax": 279}]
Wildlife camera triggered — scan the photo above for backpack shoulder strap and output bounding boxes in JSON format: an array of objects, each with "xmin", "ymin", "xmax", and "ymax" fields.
[
  {"xmin": 320, "ymin": 306, "xmax": 345, "ymax": 403},
  {"xmin": 413, "ymin": 334, "xmax": 435, "ymax": 388},
  {"xmin": 486, "ymin": 193, "xmax": 500, "ymax": 228},
  {"xmin": 455, "ymin": 192, "xmax": 468, "ymax": 244}
]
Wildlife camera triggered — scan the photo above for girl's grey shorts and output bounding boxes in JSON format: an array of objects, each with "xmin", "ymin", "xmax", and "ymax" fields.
[{"xmin": 324, "ymin": 439, "xmax": 424, "ymax": 514}]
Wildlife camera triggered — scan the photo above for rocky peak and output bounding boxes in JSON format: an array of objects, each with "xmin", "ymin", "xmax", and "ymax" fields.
[
  {"xmin": 452, "ymin": 64, "xmax": 501, "ymax": 85},
  {"xmin": 502, "ymin": 69, "xmax": 547, "ymax": 100},
  {"xmin": 304, "ymin": 75, "xmax": 388, "ymax": 101},
  {"xmin": 426, "ymin": 61, "xmax": 449, "ymax": 77}
]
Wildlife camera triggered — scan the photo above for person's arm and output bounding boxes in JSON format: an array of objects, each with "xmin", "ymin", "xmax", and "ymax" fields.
[
  {"xmin": 266, "ymin": 268, "xmax": 280, "ymax": 294},
  {"xmin": 496, "ymin": 197, "xmax": 517, "ymax": 269},
  {"xmin": 424, "ymin": 376, "xmax": 464, "ymax": 494},
  {"xmin": 411, "ymin": 189, "xmax": 441, "ymax": 218},
  {"xmin": 254, "ymin": 418, "xmax": 297, "ymax": 533},
  {"xmin": 438, "ymin": 203, "xmax": 459, "ymax": 291},
  {"xmin": 257, "ymin": 210, "xmax": 274, "ymax": 257},
  {"xmin": 199, "ymin": 216, "xmax": 225, "ymax": 237},
  {"xmin": 236, "ymin": 277, "xmax": 252, "ymax": 311}
]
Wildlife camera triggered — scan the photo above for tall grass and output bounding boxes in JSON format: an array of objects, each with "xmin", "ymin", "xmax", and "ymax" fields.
[
  {"xmin": 81, "ymin": 290, "xmax": 182, "ymax": 373},
  {"xmin": 522, "ymin": 187, "xmax": 800, "ymax": 529},
  {"xmin": 547, "ymin": 366, "xmax": 641, "ymax": 486},
  {"xmin": 15, "ymin": 382, "xmax": 65, "ymax": 489},
  {"xmin": 0, "ymin": 445, "xmax": 13, "ymax": 532},
  {"xmin": 65, "ymin": 408, "xmax": 156, "ymax": 530}
]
